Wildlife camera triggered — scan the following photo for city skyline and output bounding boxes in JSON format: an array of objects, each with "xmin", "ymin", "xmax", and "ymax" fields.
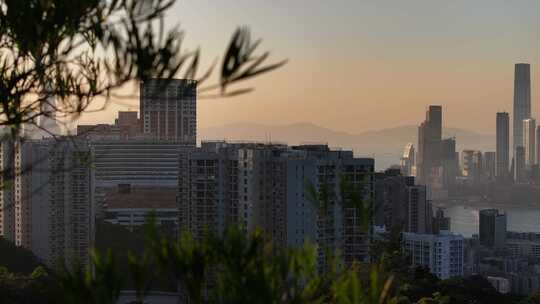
[
  {"xmin": 74, "ymin": 0, "xmax": 540, "ymax": 135},
  {"xmin": 6, "ymin": 1, "xmax": 540, "ymax": 301}
]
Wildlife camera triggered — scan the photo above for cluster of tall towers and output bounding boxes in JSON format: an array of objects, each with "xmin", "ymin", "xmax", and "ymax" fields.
[
  {"xmin": 415, "ymin": 105, "xmax": 459, "ymax": 192},
  {"xmin": 412, "ymin": 63, "xmax": 535, "ymax": 192},
  {"xmin": 496, "ymin": 63, "xmax": 538, "ymax": 183}
]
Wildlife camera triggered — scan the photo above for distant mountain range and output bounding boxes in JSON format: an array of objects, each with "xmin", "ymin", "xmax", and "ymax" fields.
[{"xmin": 199, "ymin": 122, "xmax": 494, "ymax": 170}]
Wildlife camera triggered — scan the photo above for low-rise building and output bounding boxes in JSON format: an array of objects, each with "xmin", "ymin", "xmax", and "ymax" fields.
[
  {"xmin": 403, "ymin": 231, "xmax": 464, "ymax": 279},
  {"xmin": 487, "ymin": 276, "xmax": 511, "ymax": 294},
  {"xmin": 104, "ymin": 184, "xmax": 178, "ymax": 233}
]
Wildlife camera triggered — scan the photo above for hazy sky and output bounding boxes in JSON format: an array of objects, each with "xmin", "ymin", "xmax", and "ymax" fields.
[{"xmin": 79, "ymin": 0, "xmax": 540, "ymax": 134}]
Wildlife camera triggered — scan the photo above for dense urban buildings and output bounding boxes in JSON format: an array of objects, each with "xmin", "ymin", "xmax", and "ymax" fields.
[
  {"xmin": 496, "ymin": 112, "xmax": 510, "ymax": 180},
  {"xmin": 513, "ymin": 63, "xmax": 532, "ymax": 156},
  {"xmin": 374, "ymin": 169, "xmax": 442, "ymax": 235},
  {"xmin": 140, "ymin": 78, "xmax": 197, "ymax": 144},
  {"xmin": 0, "ymin": 78, "xmax": 200, "ymax": 273},
  {"xmin": 416, "ymin": 106, "xmax": 461, "ymax": 196},
  {"xmin": 4, "ymin": 62, "xmax": 540, "ymax": 298},
  {"xmin": 178, "ymin": 141, "xmax": 375, "ymax": 267}
]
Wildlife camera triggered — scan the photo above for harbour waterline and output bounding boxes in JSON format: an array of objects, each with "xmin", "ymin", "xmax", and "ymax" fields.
[{"xmin": 438, "ymin": 204, "xmax": 540, "ymax": 237}]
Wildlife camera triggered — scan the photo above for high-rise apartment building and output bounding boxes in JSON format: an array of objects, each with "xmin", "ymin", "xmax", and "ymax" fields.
[
  {"xmin": 374, "ymin": 170, "xmax": 434, "ymax": 234},
  {"xmin": 496, "ymin": 112, "xmax": 510, "ymax": 180},
  {"xmin": 0, "ymin": 138, "xmax": 94, "ymax": 269},
  {"xmin": 374, "ymin": 170, "xmax": 411, "ymax": 229},
  {"xmin": 177, "ymin": 142, "xmax": 244, "ymax": 239},
  {"xmin": 513, "ymin": 63, "xmax": 531, "ymax": 155},
  {"xmin": 403, "ymin": 231, "xmax": 464, "ymax": 279},
  {"xmin": 406, "ymin": 185, "xmax": 432, "ymax": 234},
  {"xmin": 523, "ymin": 118, "xmax": 536, "ymax": 167},
  {"xmin": 13, "ymin": 140, "xmax": 34, "ymax": 248},
  {"xmin": 0, "ymin": 139, "xmax": 39, "ymax": 248},
  {"xmin": 0, "ymin": 139, "xmax": 15, "ymax": 241},
  {"xmin": 179, "ymin": 142, "xmax": 375, "ymax": 268},
  {"xmin": 38, "ymin": 139, "xmax": 95, "ymax": 268},
  {"xmin": 479, "ymin": 209, "xmax": 507, "ymax": 248},
  {"xmin": 417, "ymin": 106, "xmax": 442, "ymax": 186},
  {"xmin": 140, "ymin": 79, "xmax": 197, "ymax": 144}
]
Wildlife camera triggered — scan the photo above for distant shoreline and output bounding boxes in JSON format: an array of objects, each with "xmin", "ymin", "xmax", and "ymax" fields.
[{"xmin": 434, "ymin": 197, "xmax": 540, "ymax": 210}]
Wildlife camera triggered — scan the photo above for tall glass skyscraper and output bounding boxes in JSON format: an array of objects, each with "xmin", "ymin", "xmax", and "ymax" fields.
[
  {"xmin": 513, "ymin": 63, "xmax": 531, "ymax": 155},
  {"xmin": 417, "ymin": 105, "xmax": 442, "ymax": 185}
]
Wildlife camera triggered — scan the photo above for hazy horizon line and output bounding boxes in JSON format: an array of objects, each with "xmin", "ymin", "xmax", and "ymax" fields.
[{"xmin": 201, "ymin": 121, "xmax": 495, "ymax": 136}]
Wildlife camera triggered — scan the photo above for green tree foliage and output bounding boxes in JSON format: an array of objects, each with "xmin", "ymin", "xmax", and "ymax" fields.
[
  {"xmin": 59, "ymin": 222, "xmax": 399, "ymax": 304},
  {"xmin": 60, "ymin": 250, "xmax": 123, "ymax": 304},
  {"xmin": 520, "ymin": 294, "xmax": 540, "ymax": 304},
  {"xmin": 0, "ymin": 266, "xmax": 61, "ymax": 304},
  {"xmin": 0, "ymin": 220, "xmax": 528, "ymax": 303}
]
